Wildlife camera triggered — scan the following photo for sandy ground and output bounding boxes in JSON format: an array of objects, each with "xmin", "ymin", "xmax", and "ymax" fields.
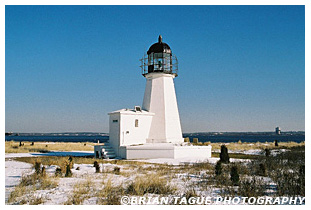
[
  {"xmin": 5, "ymin": 160, "xmax": 33, "ymax": 203},
  {"xmin": 137, "ymin": 157, "xmax": 250, "ymax": 165},
  {"xmin": 4, "ymin": 150, "xmax": 249, "ymax": 204},
  {"xmin": 5, "ymin": 148, "xmax": 291, "ymax": 205}
]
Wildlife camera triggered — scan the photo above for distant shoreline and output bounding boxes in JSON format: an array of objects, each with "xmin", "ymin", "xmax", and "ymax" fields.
[
  {"xmin": 5, "ymin": 131, "xmax": 305, "ymax": 136},
  {"xmin": 5, "ymin": 132, "xmax": 305, "ymax": 144}
]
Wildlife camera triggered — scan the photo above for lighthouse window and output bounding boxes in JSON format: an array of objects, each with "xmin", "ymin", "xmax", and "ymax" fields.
[
  {"xmin": 113, "ymin": 120, "xmax": 118, "ymax": 123},
  {"xmin": 135, "ymin": 119, "xmax": 139, "ymax": 127},
  {"xmin": 148, "ymin": 54, "xmax": 154, "ymax": 65}
]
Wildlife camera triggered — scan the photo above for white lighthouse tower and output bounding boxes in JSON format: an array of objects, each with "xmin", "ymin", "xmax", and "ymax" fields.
[
  {"xmin": 103, "ymin": 35, "xmax": 212, "ymax": 160},
  {"xmin": 141, "ymin": 35, "xmax": 183, "ymax": 144}
]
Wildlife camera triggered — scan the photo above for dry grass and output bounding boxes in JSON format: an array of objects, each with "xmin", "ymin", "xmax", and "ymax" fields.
[
  {"xmin": 5, "ymin": 141, "xmax": 98, "ymax": 153},
  {"xmin": 64, "ymin": 179, "xmax": 94, "ymax": 205},
  {"xmin": 8, "ymin": 172, "xmax": 58, "ymax": 204},
  {"xmin": 97, "ymin": 178, "xmax": 124, "ymax": 205},
  {"xmin": 7, "ymin": 144, "xmax": 304, "ymax": 205},
  {"xmin": 12, "ymin": 156, "xmax": 152, "ymax": 169},
  {"xmin": 28, "ymin": 196, "xmax": 45, "ymax": 205},
  {"xmin": 209, "ymin": 141, "xmax": 304, "ymax": 151},
  {"xmin": 126, "ymin": 173, "xmax": 176, "ymax": 195},
  {"xmin": 212, "ymin": 152, "xmax": 260, "ymax": 159},
  {"xmin": 6, "ymin": 140, "xmax": 304, "ymax": 154},
  {"xmin": 8, "ymin": 185, "xmax": 28, "ymax": 204}
]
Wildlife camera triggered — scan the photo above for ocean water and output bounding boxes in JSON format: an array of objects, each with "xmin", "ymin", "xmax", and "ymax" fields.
[
  {"xmin": 182, "ymin": 134, "xmax": 305, "ymax": 143},
  {"xmin": 5, "ymin": 135, "xmax": 109, "ymax": 143},
  {"xmin": 5, "ymin": 133, "xmax": 304, "ymax": 143}
]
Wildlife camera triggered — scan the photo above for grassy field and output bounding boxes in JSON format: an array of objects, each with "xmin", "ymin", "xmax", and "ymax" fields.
[
  {"xmin": 8, "ymin": 146, "xmax": 305, "ymax": 205},
  {"xmin": 5, "ymin": 140, "xmax": 304, "ymax": 154},
  {"xmin": 199, "ymin": 141, "xmax": 304, "ymax": 151},
  {"xmin": 5, "ymin": 141, "xmax": 97, "ymax": 153},
  {"xmin": 6, "ymin": 145, "xmax": 305, "ymax": 205}
]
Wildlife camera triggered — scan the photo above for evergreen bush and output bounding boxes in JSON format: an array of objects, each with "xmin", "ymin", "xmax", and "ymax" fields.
[
  {"xmin": 230, "ymin": 166, "xmax": 239, "ymax": 186},
  {"xmin": 265, "ymin": 148, "xmax": 270, "ymax": 157},
  {"xmin": 220, "ymin": 145, "xmax": 230, "ymax": 163},
  {"xmin": 215, "ymin": 161, "xmax": 222, "ymax": 176}
]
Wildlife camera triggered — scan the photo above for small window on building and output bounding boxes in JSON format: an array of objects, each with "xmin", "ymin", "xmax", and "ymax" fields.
[
  {"xmin": 135, "ymin": 119, "xmax": 139, "ymax": 127},
  {"xmin": 112, "ymin": 120, "xmax": 118, "ymax": 123}
]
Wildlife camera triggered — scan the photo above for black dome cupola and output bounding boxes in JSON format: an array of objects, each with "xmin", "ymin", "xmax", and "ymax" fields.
[
  {"xmin": 147, "ymin": 35, "xmax": 172, "ymax": 55},
  {"xmin": 140, "ymin": 35, "xmax": 178, "ymax": 77}
]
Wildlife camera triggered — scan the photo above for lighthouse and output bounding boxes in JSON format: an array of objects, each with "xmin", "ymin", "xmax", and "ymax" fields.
[
  {"xmin": 103, "ymin": 35, "xmax": 212, "ymax": 160},
  {"xmin": 141, "ymin": 35, "xmax": 183, "ymax": 144}
]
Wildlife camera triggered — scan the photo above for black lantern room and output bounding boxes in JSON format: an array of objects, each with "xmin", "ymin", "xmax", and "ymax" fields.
[{"xmin": 140, "ymin": 35, "xmax": 178, "ymax": 77}]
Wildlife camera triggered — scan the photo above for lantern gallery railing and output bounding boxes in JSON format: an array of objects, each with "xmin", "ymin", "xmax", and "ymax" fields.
[{"xmin": 140, "ymin": 53, "xmax": 178, "ymax": 77}]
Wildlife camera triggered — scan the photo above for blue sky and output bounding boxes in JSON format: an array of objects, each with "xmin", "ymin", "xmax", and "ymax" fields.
[{"xmin": 5, "ymin": 5, "xmax": 305, "ymax": 133}]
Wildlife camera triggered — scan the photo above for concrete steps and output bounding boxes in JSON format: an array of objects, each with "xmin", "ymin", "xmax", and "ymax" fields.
[{"xmin": 97, "ymin": 142, "xmax": 116, "ymax": 159}]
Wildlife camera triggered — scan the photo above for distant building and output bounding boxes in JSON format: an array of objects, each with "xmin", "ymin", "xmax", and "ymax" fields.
[{"xmin": 275, "ymin": 127, "xmax": 281, "ymax": 135}]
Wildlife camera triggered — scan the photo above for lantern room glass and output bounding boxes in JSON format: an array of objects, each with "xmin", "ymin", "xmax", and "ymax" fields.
[{"xmin": 148, "ymin": 52, "xmax": 172, "ymax": 73}]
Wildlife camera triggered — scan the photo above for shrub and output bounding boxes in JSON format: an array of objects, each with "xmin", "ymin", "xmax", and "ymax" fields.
[
  {"xmin": 183, "ymin": 188, "xmax": 197, "ymax": 200},
  {"xmin": 68, "ymin": 156, "xmax": 74, "ymax": 168},
  {"xmin": 193, "ymin": 138, "xmax": 199, "ymax": 144},
  {"xmin": 65, "ymin": 164, "xmax": 72, "ymax": 177},
  {"xmin": 215, "ymin": 161, "xmax": 222, "ymax": 176},
  {"xmin": 113, "ymin": 166, "xmax": 120, "ymax": 175},
  {"xmin": 220, "ymin": 145, "xmax": 230, "ymax": 163},
  {"xmin": 95, "ymin": 164, "xmax": 100, "ymax": 173},
  {"xmin": 29, "ymin": 196, "xmax": 44, "ymax": 205},
  {"xmin": 298, "ymin": 164, "xmax": 305, "ymax": 196},
  {"xmin": 214, "ymin": 173, "xmax": 230, "ymax": 188},
  {"xmin": 258, "ymin": 163, "xmax": 266, "ymax": 176},
  {"xmin": 55, "ymin": 167, "xmax": 62, "ymax": 177},
  {"xmin": 41, "ymin": 166, "xmax": 46, "ymax": 177},
  {"xmin": 184, "ymin": 137, "xmax": 190, "ymax": 143},
  {"xmin": 93, "ymin": 161, "xmax": 100, "ymax": 173},
  {"xmin": 275, "ymin": 169, "xmax": 305, "ymax": 196},
  {"xmin": 264, "ymin": 148, "xmax": 270, "ymax": 157},
  {"xmin": 230, "ymin": 166, "xmax": 239, "ymax": 186},
  {"xmin": 238, "ymin": 176, "xmax": 266, "ymax": 197},
  {"xmin": 34, "ymin": 162, "xmax": 41, "ymax": 175}
]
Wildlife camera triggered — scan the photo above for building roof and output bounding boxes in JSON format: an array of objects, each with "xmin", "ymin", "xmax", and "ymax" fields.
[
  {"xmin": 147, "ymin": 35, "xmax": 172, "ymax": 55},
  {"xmin": 108, "ymin": 108, "xmax": 154, "ymax": 116}
]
